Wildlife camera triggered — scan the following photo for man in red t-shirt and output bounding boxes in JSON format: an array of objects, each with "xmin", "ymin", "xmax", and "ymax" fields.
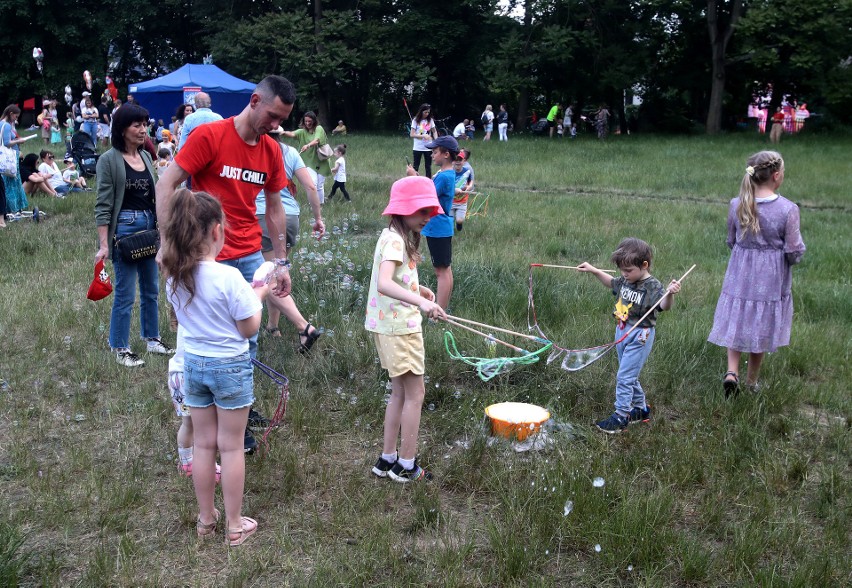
[{"xmin": 157, "ymin": 76, "xmax": 315, "ymax": 298}]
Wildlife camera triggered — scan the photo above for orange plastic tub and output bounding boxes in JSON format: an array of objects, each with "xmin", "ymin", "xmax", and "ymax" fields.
[{"xmin": 485, "ymin": 402, "xmax": 550, "ymax": 441}]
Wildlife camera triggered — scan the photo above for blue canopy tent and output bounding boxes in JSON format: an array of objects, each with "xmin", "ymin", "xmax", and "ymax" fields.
[{"xmin": 129, "ymin": 64, "xmax": 255, "ymax": 123}]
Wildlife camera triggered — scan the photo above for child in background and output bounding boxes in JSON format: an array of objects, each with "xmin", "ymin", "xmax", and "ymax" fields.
[
  {"xmin": 327, "ymin": 144, "xmax": 351, "ymax": 202},
  {"xmin": 50, "ymin": 119, "xmax": 62, "ymax": 144},
  {"xmin": 708, "ymin": 151, "xmax": 805, "ymax": 396},
  {"xmin": 168, "ymin": 326, "xmax": 221, "ymax": 482},
  {"xmin": 65, "ymin": 113, "xmax": 75, "ymax": 152},
  {"xmin": 156, "ymin": 148, "xmax": 172, "ymax": 175},
  {"xmin": 408, "ymin": 135, "xmax": 459, "ymax": 311},
  {"xmin": 367, "ymin": 176, "xmax": 446, "ymax": 482},
  {"xmin": 451, "ymin": 149, "xmax": 474, "ymax": 231},
  {"xmin": 61, "ymin": 158, "xmax": 89, "ymax": 191},
  {"xmin": 160, "ymin": 189, "xmax": 270, "ymax": 546},
  {"xmin": 578, "ymin": 238, "xmax": 681, "ymax": 434}
]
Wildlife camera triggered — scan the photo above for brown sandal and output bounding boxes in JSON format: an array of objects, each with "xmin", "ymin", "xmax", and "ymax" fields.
[{"xmin": 196, "ymin": 509, "xmax": 219, "ymax": 539}]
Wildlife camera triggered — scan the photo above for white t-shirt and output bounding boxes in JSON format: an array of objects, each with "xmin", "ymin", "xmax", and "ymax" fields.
[
  {"xmin": 453, "ymin": 122, "xmax": 465, "ymax": 137},
  {"xmin": 38, "ymin": 162, "xmax": 65, "ymax": 189},
  {"xmin": 62, "ymin": 168, "xmax": 79, "ymax": 184},
  {"xmin": 411, "ymin": 117, "xmax": 435, "ymax": 152},
  {"xmin": 334, "ymin": 156, "xmax": 346, "ymax": 182},
  {"xmin": 166, "ymin": 261, "xmax": 261, "ymax": 358}
]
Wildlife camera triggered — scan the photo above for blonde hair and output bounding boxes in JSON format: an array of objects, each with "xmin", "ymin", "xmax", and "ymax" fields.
[
  {"xmin": 738, "ymin": 151, "xmax": 783, "ymax": 235},
  {"xmin": 388, "ymin": 216, "xmax": 421, "ymax": 264}
]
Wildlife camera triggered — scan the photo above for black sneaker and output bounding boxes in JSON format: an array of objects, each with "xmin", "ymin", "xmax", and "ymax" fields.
[
  {"xmin": 244, "ymin": 428, "xmax": 258, "ymax": 454},
  {"xmin": 371, "ymin": 456, "xmax": 395, "ymax": 478},
  {"xmin": 388, "ymin": 460, "xmax": 432, "ymax": 483},
  {"xmin": 627, "ymin": 404, "xmax": 651, "ymax": 425},
  {"xmin": 247, "ymin": 408, "xmax": 270, "ymax": 428},
  {"xmin": 595, "ymin": 413, "xmax": 628, "ymax": 434}
]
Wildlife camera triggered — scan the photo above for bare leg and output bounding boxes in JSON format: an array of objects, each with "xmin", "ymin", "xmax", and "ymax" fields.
[
  {"xmin": 217, "ymin": 406, "xmax": 250, "ymax": 532},
  {"xmin": 189, "ymin": 406, "xmax": 218, "ymax": 526},
  {"xmin": 382, "ymin": 376, "xmax": 405, "ymax": 455},
  {"xmin": 745, "ymin": 352, "xmax": 765, "ymax": 386},
  {"xmin": 434, "ymin": 265, "xmax": 454, "ymax": 310},
  {"xmin": 397, "ymin": 372, "xmax": 425, "ymax": 461},
  {"xmin": 726, "ymin": 349, "xmax": 741, "ymax": 380},
  {"xmin": 177, "ymin": 415, "xmax": 193, "ymax": 450}
]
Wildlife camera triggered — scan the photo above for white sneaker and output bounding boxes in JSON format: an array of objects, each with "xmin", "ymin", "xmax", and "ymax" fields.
[
  {"xmin": 116, "ymin": 349, "xmax": 145, "ymax": 367},
  {"xmin": 146, "ymin": 338, "xmax": 175, "ymax": 355}
]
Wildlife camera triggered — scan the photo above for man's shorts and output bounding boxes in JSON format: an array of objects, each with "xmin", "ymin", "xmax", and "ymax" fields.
[
  {"xmin": 426, "ymin": 236, "xmax": 452, "ymax": 268},
  {"xmin": 548, "ymin": 119, "xmax": 556, "ymax": 128},
  {"xmin": 373, "ymin": 332, "xmax": 425, "ymax": 378},
  {"xmin": 258, "ymin": 213, "xmax": 299, "ymax": 253}
]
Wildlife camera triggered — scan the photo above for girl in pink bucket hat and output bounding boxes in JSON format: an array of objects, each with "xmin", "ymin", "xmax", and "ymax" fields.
[{"xmin": 366, "ymin": 176, "xmax": 447, "ymax": 482}]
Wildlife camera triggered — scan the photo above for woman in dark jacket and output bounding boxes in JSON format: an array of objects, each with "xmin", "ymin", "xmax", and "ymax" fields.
[{"xmin": 95, "ymin": 103, "xmax": 173, "ymax": 367}]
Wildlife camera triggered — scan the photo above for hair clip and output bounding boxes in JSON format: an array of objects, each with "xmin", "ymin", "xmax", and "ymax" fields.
[{"xmin": 746, "ymin": 166, "xmax": 755, "ymax": 177}]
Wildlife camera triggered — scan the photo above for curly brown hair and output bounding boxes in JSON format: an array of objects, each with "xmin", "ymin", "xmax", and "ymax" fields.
[{"xmin": 160, "ymin": 189, "xmax": 225, "ymax": 307}]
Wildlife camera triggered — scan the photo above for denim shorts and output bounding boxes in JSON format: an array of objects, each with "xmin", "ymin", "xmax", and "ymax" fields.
[{"xmin": 183, "ymin": 352, "xmax": 254, "ymax": 410}]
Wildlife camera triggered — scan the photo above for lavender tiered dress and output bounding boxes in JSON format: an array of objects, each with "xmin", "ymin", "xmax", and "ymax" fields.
[{"xmin": 708, "ymin": 195, "xmax": 805, "ymax": 353}]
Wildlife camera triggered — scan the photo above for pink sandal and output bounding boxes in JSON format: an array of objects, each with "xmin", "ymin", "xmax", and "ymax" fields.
[{"xmin": 225, "ymin": 516, "xmax": 258, "ymax": 547}]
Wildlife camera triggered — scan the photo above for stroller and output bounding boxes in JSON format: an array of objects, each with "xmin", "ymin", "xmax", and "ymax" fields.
[
  {"xmin": 70, "ymin": 131, "xmax": 99, "ymax": 177},
  {"xmin": 530, "ymin": 119, "xmax": 549, "ymax": 135}
]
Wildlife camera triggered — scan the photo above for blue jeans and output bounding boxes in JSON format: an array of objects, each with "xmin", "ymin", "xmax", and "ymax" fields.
[
  {"xmin": 219, "ymin": 250, "xmax": 264, "ymax": 359},
  {"xmin": 81, "ymin": 121, "xmax": 98, "ymax": 146},
  {"xmin": 614, "ymin": 324, "xmax": 656, "ymax": 416},
  {"xmin": 183, "ymin": 352, "xmax": 254, "ymax": 410},
  {"xmin": 109, "ymin": 209, "xmax": 160, "ymax": 349}
]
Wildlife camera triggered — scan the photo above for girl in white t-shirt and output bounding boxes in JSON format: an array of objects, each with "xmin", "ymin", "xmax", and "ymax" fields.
[
  {"xmin": 328, "ymin": 144, "xmax": 350, "ymax": 201},
  {"xmin": 160, "ymin": 189, "xmax": 270, "ymax": 547},
  {"xmin": 365, "ymin": 176, "xmax": 446, "ymax": 483}
]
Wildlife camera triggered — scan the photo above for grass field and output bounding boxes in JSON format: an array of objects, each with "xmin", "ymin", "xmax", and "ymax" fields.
[{"xmin": 1, "ymin": 132, "xmax": 850, "ymax": 586}]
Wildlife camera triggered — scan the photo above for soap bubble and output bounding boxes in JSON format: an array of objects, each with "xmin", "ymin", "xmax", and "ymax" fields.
[
  {"xmin": 594, "ymin": 544, "xmax": 601, "ymax": 553},
  {"xmin": 563, "ymin": 500, "xmax": 573, "ymax": 516},
  {"xmin": 592, "ymin": 477, "xmax": 605, "ymax": 488}
]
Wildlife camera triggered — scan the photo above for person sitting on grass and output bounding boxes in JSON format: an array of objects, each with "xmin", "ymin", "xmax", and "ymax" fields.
[
  {"xmin": 577, "ymin": 238, "xmax": 682, "ymax": 434},
  {"xmin": 332, "ymin": 120, "xmax": 347, "ymax": 136},
  {"xmin": 37, "ymin": 150, "xmax": 70, "ymax": 197},
  {"xmin": 21, "ymin": 153, "xmax": 59, "ymax": 198},
  {"xmin": 62, "ymin": 158, "xmax": 89, "ymax": 191}
]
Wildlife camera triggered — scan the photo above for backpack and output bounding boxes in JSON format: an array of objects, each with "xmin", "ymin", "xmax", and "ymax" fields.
[{"xmin": 481, "ymin": 113, "xmax": 489, "ymax": 125}]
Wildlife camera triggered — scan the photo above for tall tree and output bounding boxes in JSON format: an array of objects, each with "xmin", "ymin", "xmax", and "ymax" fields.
[{"xmin": 706, "ymin": 0, "xmax": 745, "ymax": 133}]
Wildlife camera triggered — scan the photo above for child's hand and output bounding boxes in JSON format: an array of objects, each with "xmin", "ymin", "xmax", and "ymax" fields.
[
  {"xmin": 667, "ymin": 279, "xmax": 681, "ymax": 294},
  {"xmin": 406, "ymin": 164, "xmax": 418, "ymax": 177},
  {"xmin": 419, "ymin": 299, "xmax": 446, "ymax": 320},
  {"xmin": 419, "ymin": 285, "xmax": 435, "ymax": 302},
  {"xmin": 576, "ymin": 262, "xmax": 596, "ymax": 273}
]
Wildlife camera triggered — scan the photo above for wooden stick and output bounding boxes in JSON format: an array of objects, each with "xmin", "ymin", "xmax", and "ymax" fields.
[
  {"xmin": 446, "ymin": 314, "xmax": 547, "ymax": 343},
  {"xmin": 531, "ymin": 263, "xmax": 616, "ymax": 273},
  {"xmin": 444, "ymin": 319, "xmax": 526, "ymax": 354}
]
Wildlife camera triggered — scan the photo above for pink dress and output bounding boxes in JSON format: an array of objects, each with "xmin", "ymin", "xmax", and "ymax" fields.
[{"xmin": 708, "ymin": 195, "xmax": 805, "ymax": 353}]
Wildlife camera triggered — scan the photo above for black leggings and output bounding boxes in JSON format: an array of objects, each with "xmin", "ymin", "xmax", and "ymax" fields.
[
  {"xmin": 328, "ymin": 181, "xmax": 350, "ymax": 201},
  {"xmin": 0, "ymin": 174, "xmax": 6, "ymax": 216},
  {"xmin": 412, "ymin": 150, "xmax": 432, "ymax": 178}
]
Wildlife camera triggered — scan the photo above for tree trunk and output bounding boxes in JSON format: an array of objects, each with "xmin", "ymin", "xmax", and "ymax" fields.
[
  {"xmin": 516, "ymin": 88, "xmax": 528, "ymax": 131},
  {"xmin": 705, "ymin": 0, "xmax": 744, "ymax": 134},
  {"xmin": 313, "ymin": 0, "xmax": 331, "ymax": 130}
]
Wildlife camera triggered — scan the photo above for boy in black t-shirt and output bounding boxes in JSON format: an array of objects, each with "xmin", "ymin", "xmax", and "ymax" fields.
[{"xmin": 578, "ymin": 238, "xmax": 682, "ymax": 433}]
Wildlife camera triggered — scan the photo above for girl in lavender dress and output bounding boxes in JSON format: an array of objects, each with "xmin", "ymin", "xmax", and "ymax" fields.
[{"xmin": 708, "ymin": 151, "xmax": 806, "ymax": 397}]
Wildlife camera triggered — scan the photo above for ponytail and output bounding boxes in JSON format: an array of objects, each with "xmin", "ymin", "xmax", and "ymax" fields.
[{"xmin": 737, "ymin": 151, "xmax": 783, "ymax": 235}]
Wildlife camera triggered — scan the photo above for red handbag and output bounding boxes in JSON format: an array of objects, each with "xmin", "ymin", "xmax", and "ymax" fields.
[{"xmin": 86, "ymin": 259, "xmax": 113, "ymax": 301}]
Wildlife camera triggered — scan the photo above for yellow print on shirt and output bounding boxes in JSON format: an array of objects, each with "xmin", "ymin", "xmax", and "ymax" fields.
[{"xmin": 614, "ymin": 298, "xmax": 632, "ymax": 323}]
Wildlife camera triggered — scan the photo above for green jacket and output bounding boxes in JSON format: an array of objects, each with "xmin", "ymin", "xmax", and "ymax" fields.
[{"xmin": 94, "ymin": 148, "xmax": 155, "ymax": 257}]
